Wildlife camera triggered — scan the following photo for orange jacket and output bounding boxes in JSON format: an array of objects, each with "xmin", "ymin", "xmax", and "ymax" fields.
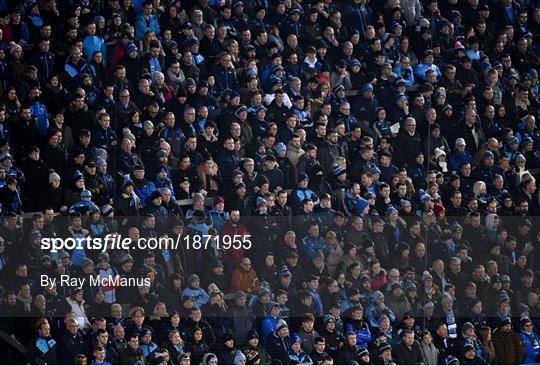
[{"xmin": 230, "ymin": 267, "xmax": 258, "ymax": 293}]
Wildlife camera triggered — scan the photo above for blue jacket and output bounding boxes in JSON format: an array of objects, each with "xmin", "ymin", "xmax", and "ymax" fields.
[
  {"xmin": 449, "ymin": 149, "xmax": 475, "ymax": 172},
  {"xmin": 83, "ymin": 35, "xmax": 107, "ymax": 60},
  {"xmin": 140, "ymin": 342, "xmax": 158, "ymax": 357},
  {"xmin": 414, "ymin": 63, "xmax": 441, "ymax": 81},
  {"xmin": 209, "ymin": 209, "xmax": 229, "ymax": 233},
  {"xmin": 344, "ymin": 3, "xmax": 370, "ymax": 35},
  {"xmin": 30, "ymin": 51, "xmax": 55, "ymax": 83},
  {"xmin": 134, "ymin": 180, "xmax": 152, "ymax": 205},
  {"xmin": 212, "ymin": 65, "xmax": 239, "ymax": 95},
  {"xmin": 29, "ymin": 100, "xmax": 49, "ymax": 136},
  {"xmin": 305, "ymin": 287, "xmax": 324, "ymax": 316},
  {"xmin": 158, "ymin": 127, "xmax": 184, "ymax": 157},
  {"xmin": 290, "ymin": 186, "xmax": 319, "ymax": 210},
  {"xmin": 147, "ymin": 176, "xmax": 175, "ymax": 198},
  {"xmin": 344, "ymin": 319, "xmax": 372, "ymax": 348},
  {"xmin": 288, "ymin": 350, "xmax": 312, "ymax": 364},
  {"xmin": 301, "ymin": 235, "xmax": 329, "ymax": 261},
  {"xmin": 181, "ymin": 286, "xmax": 209, "ymax": 308},
  {"xmin": 135, "ymin": 14, "xmax": 160, "ymax": 40},
  {"xmin": 93, "ymin": 126, "xmax": 118, "ymax": 151},
  {"xmin": 262, "ymin": 315, "xmax": 281, "ymax": 344},
  {"xmin": 11, "ymin": 21, "xmax": 29, "ymax": 44},
  {"xmin": 393, "ymin": 65, "xmax": 415, "ymax": 86},
  {"xmin": 266, "ymin": 332, "xmax": 291, "ymax": 364},
  {"xmin": 520, "ymin": 330, "xmax": 540, "ymax": 364},
  {"xmin": 69, "ymin": 200, "xmax": 99, "ymax": 215},
  {"xmin": 283, "ymin": 19, "xmax": 308, "ymax": 43},
  {"xmin": 366, "ymin": 304, "xmax": 396, "ymax": 328},
  {"xmin": 0, "ymin": 122, "xmax": 9, "ymax": 143}
]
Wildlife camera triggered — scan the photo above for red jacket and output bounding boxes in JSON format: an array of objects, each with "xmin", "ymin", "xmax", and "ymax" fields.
[
  {"xmin": 220, "ymin": 221, "xmax": 249, "ymax": 264},
  {"xmin": 370, "ymin": 272, "xmax": 388, "ymax": 291}
]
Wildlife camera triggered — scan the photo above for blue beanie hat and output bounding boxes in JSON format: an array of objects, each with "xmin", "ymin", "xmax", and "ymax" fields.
[
  {"xmin": 275, "ymin": 142, "xmax": 287, "ymax": 154},
  {"xmin": 355, "ymin": 198, "xmax": 369, "ymax": 213},
  {"xmin": 276, "ymin": 318, "xmax": 288, "ymax": 330},
  {"xmin": 298, "ymin": 173, "xmax": 310, "ymax": 182},
  {"xmin": 233, "ymin": 351, "xmax": 246, "ymax": 365},
  {"xmin": 483, "ymin": 150, "xmax": 494, "ymax": 159},
  {"xmin": 386, "ymin": 205, "xmax": 398, "ymax": 216},
  {"xmin": 280, "ymin": 265, "xmax": 292, "ymax": 277},
  {"xmin": 333, "ymin": 164, "xmax": 347, "ymax": 177}
]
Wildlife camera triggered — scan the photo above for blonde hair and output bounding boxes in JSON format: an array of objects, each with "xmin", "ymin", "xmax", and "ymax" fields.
[{"xmin": 473, "ymin": 181, "xmax": 487, "ymax": 197}]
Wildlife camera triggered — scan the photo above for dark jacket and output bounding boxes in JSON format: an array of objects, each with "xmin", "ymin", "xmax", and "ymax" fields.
[
  {"xmin": 394, "ymin": 129, "xmax": 422, "ymax": 167},
  {"xmin": 492, "ymin": 327, "xmax": 525, "ymax": 365},
  {"xmin": 27, "ymin": 335, "xmax": 59, "ymax": 365},
  {"xmin": 392, "ymin": 340, "xmax": 424, "ymax": 365},
  {"xmin": 266, "ymin": 331, "xmax": 291, "ymax": 364},
  {"xmin": 58, "ymin": 331, "xmax": 88, "ymax": 365}
]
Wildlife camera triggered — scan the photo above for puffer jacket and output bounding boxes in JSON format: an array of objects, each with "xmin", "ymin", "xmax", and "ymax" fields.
[
  {"xmin": 344, "ymin": 318, "xmax": 372, "ymax": 348},
  {"xmin": 519, "ymin": 330, "xmax": 540, "ymax": 364}
]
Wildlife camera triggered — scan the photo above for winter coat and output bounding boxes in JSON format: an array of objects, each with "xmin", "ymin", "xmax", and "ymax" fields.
[
  {"xmin": 492, "ymin": 328, "xmax": 525, "ymax": 364},
  {"xmin": 58, "ymin": 330, "xmax": 88, "ymax": 365},
  {"xmin": 226, "ymin": 304, "xmax": 255, "ymax": 346},
  {"xmin": 27, "ymin": 335, "xmax": 58, "ymax": 365},
  {"xmin": 386, "ymin": 294, "xmax": 412, "ymax": 324},
  {"xmin": 262, "ymin": 315, "xmax": 281, "ymax": 344},
  {"xmin": 288, "ymin": 349, "xmax": 312, "ymax": 364},
  {"xmin": 344, "ymin": 319, "xmax": 372, "ymax": 348},
  {"xmin": 20, "ymin": 158, "xmax": 49, "ymax": 210},
  {"xmin": 519, "ymin": 330, "xmax": 540, "ymax": 364},
  {"xmin": 297, "ymin": 328, "xmax": 321, "ymax": 355},
  {"xmin": 134, "ymin": 14, "xmax": 160, "ymax": 39},
  {"xmin": 119, "ymin": 345, "xmax": 146, "ymax": 365},
  {"xmin": 420, "ymin": 342, "xmax": 439, "ymax": 365},
  {"xmin": 266, "ymin": 331, "xmax": 290, "ymax": 364},
  {"xmin": 392, "ymin": 340, "xmax": 424, "ymax": 365},
  {"xmin": 366, "ymin": 303, "xmax": 396, "ymax": 328},
  {"xmin": 230, "ymin": 266, "xmax": 258, "ymax": 293},
  {"xmin": 181, "ymin": 286, "xmax": 209, "ymax": 308}
]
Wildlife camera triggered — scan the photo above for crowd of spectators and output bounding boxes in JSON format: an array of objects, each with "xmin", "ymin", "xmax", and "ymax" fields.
[{"xmin": 0, "ymin": 0, "xmax": 539, "ymax": 364}]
